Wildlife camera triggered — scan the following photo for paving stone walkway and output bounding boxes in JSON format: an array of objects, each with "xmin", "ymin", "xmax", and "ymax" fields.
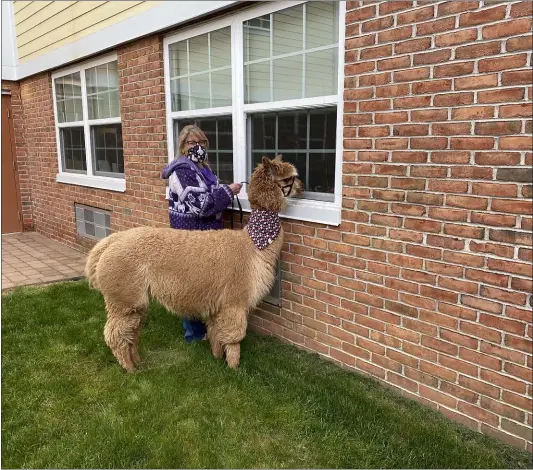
[{"xmin": 2, "ymin": 232, "xmax": 87, "ymax": 290}]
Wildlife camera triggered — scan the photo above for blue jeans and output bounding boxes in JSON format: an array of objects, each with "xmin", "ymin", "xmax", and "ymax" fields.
[{"xmin": 183, "ymin": 318, "xmax": 206, "ymax": 343}]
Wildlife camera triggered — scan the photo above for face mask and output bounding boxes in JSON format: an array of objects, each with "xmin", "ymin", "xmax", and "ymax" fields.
[{"xmin": 186, "ymin": 143, "xmax": 208, "ymax": 163}]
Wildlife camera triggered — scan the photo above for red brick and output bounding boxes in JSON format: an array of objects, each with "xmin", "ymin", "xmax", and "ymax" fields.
[
  {"xmin": 397, "ymin": 6, "xmax": 434, "ymax": 25},
  {"xmin": 491, "ymin": 199, "xmax": 532, "ymax": 214},
  {"xmin": 481, "ymin": 370, "xmax": 527, "ymax": 394},
  {"xmin": 393, "ymin": 124, "xmax": 429, "ymax": 136},
  {"xmin": 506, "ymin": 35, "xmax": 533, "ymax": 52},
  {"xmin": 393, "ymin": 67, "xmax": 430, "ymax": 82},
  {"xmin": 483, "ymin": 18, "xmax": 533, "ymax": 39},
  {"xmin": 420, "ymin": 285, "xmax": 457, "ymax": 303},
  {"xmin": 426, "ymin": 260, "xmax": 464, "ymax": 277},
  {"xmin": 472, "ymin": 182, "xmax": 518, "ymax": 197},
  {"xmin": 437, "ymin": 1, "xmax": 479, "ymax": 15},
  {"xmin": 438, "ymin": 302, "xmax": 477, "ymax": 321},
  {"xmin": 376, "ymin": 84, "xmax": 410, "ymax": 97},
  {"xmin": 502, "ymin": 69, "xmax": 533, "ymax": 87},
  {"xmin": 499, "ymin": 136, "xmax": 533, "ymax": 150},
  {"xmin": 504, "ymin": 334, "xmax": 532, "ymax": 353},
  {"xmin": 480, "ymin": 54, "xmax": 528, "ymax": 73},
  {"xmin": 429, "ymin": 208, "xmax": 468, "ymax": 222},
  {"xmin": 455, "ymin": 74, "xmax": 498, "ymax": 90},
  {"xmin": 459, "ymin": 376, "xmax": 500, "ymax": 399},
  {"xmin": 451, "ymin": 137, "xmax": 495, "ymax": 150},
  {"xmin": 480, "ymin": 313, "xmax": 526, "ymax": 336},
  {"xmin": 404, "ymin": 218, "xmax": 441, "ymax": 233},
  {"xmin": 378, "ymin": 26, "xmax": 413, "ymax": 43},
  {"xmin": 434, "ymin": 92, "xmax": 474, "ymax": 107},
  {"xmin": 416, "ymin": 17, "xmax": 456, "ymax": 35},
  {"xmin": 462, "ymin": 296, "xmax": 503, "ymax": 315},
  {"xmin": 346, "ymin": 5, "xmax": 377, "ymax": 23},
  {"xmin": 420, "ymin": 385, "xmax": 457, "ymax": 408},
  {"xmin": 412, "ymin": 79, "xmax": 452, "ymax": 94},
  {"xmin": 461, "ymin": 321, "xmax": 502, "ymax": 344},
  {"xmin": 452, "ymin": 106, "xmax": 495, "ymax": 120},
  {"xmin": 488, "ymin": 258, "xmax": 532, "ymax": 277},
  {"xmin": 359, "ymin": 71, "xmax": 391, "ymax": 86},
  {"xmin": 443, "ymin": 250, "xmax": 485, "ymax": 268},
  {"xmin": 511, "ymin": 1, "xmax": 533, "ymax": 17},
  {"xmin": 459, "ymin": 5, "xmax": 506, "ymax": 27},
  {"xmin": 362, "ymin": 16, "xmax": 394, "ymax": 33},
  {"xmin": 410, "ymin": 137, "xmax": 448, "ymax": 150},
  {"xmin": 466, "ymin": 269, "xmax": 509, "ymax": 288},
  {"xmin": 420, "ymin": 360, "xmax": 457, "ymax": 382},
  {"xmin": 411, "ymin": 109, "xmax": 448, "ymax": 121},
  {"xmin": 413, "ymin": 49, "xmax": 451, "ymax": 65},
  {"xmin": 435, "ymin": 29, "xmax": 477, "ymax": 47},
  {"xmin": 474, "ymin": 151, "xmax": 521, "ymax": 165},
  {"xmin": 434, "ymin": 62, "xmax": 475, "ymax": 78},
  {"xmin": 441, "ymin": 382, "xmax": 478, "ymax": 404},
  {"xmin": 459, "ymin": 402, "xmax": 499, "ymax": 427},
  {"xmin": 395, "ymin": 37, "xmax": 432, "ymax": 54},
  {"xmin": 446, "ymin": 195, "xmax": 488, "ymax": 210},
  {"xmin": 360, "ymin": 44, "xmax": 393, "ymax": 60},
  {"xmin": 433, "ymin": 122, "xmax": 471, "ymax": 135},
  {"xmin": 470, "ymin": 241, "xmax": 514, "ymax": 259},
  {"xmin": 478, "ymin": 88, "xmax": 525, "ymax": 104}
]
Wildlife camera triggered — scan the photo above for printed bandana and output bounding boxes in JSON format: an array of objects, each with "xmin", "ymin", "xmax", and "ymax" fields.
[{"xmin": 246, "ymin": 210, "xmax": 281, "ymax": 250}]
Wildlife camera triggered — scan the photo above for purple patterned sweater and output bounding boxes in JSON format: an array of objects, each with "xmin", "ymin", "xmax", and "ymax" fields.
[{"xmin": 161, "ymin": 157, "xmax": 234, "ymax": 230}]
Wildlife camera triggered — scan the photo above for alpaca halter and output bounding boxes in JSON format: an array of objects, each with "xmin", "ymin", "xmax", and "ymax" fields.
[{"xmin": 246, "ymin": 210, "xmax": 281, "ymax": 250}]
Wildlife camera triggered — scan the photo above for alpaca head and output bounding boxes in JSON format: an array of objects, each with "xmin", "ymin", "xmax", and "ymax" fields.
[{"xmin": 247, "ymin": 155, "xmax": 304, "ymax": 212}]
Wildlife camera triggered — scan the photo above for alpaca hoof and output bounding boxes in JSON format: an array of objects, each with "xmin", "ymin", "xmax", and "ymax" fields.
[{"xmin": 227, "ymin": 360, "xmax": 239, "ymax": 369}]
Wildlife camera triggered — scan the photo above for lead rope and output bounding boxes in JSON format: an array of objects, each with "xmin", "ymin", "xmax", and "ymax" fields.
[{"xmin": 230, "ymin": 181, "xmax": 249, "ymax": 229}]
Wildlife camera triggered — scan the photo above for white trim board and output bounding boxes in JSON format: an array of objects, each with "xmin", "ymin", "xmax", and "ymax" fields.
[{"xmin": 11, "ymin": 1, "xmax": 237, "ymax": 81}]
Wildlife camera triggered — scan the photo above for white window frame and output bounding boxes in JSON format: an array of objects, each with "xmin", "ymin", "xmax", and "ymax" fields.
[
  {"xmin": 163, "ymin": 1, "xmax": 345, "ymax": 225},
  {"xmin": 51, "ymin": 53, "xmax": 125, "ymax": 192}
]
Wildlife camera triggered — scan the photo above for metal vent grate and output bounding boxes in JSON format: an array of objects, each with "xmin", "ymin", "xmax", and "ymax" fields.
[{"xmin": 75, "ymin": 204, "xmax": 111, "ymax": 240}]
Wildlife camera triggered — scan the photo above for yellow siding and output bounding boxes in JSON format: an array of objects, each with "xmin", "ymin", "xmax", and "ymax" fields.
[{"xmin": 13, "ymin": 1, "xmax": 161, "ymax": 63}]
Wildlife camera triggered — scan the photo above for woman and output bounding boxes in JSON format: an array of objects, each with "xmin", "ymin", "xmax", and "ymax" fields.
[{"xmin": 161, "ymin": 124, "xmax": 242, "ymax": 342}]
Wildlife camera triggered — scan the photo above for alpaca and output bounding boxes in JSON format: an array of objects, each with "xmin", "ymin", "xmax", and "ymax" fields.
[{"xmin": 85, "ymin": 156, "xmax": 303, "ymax": 371}]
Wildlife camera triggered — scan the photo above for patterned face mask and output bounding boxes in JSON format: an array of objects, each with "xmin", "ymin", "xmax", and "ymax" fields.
[{"xmin": 187, "ymin": 143, "xmax": 208, "ymax": 163}]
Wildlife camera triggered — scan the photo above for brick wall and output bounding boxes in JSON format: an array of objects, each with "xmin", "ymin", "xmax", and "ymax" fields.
[
  {"xmin": 2, "ymin": 81, "xmax": 33, "ymax": 230},
  {"xmin": 9, "ymin": 0, "xmax": 533, "ymax": 452},
  {"xmin": 251, "ymin": 0, "xmax": 532, "ymax": 452},
  {"xmin": 15, "ymin": 36, "xmax": 169, "ymax": 251}
]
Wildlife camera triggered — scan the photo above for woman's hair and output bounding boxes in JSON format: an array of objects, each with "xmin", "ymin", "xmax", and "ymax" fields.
[{"xmin": 177, "ymin": 125, "xmax": 209, "ymax": 156}]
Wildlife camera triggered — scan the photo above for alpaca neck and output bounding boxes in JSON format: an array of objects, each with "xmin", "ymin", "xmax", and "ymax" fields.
[{"xmin": 246, "ymin": 209, "xmax": 281, "ymax": 250}]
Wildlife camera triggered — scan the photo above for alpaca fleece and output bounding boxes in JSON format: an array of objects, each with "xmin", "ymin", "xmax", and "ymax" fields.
[{"xmin": 85, "ymin": 156, "xmax": 303, "ymax": 372}]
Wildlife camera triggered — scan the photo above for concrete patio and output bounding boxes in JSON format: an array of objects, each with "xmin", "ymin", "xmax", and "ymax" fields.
[{"xmin": 2, "ymin": 232, "xmax": 87, "ymax": 290}]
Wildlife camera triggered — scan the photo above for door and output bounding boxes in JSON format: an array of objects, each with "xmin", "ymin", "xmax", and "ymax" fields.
[{"xmin": 2, "ymin": 93, "xmax": 23, "ymax": 234}]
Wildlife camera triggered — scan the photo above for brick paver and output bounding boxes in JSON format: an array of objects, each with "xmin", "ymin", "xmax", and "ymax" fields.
[{"xmin": 2, "ymin": 232, "xmax": 87, "ymax": 290}]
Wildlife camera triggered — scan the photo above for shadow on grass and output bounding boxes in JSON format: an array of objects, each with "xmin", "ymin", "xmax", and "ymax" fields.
[{"xmin": 2, "ymin": 281, "xmax": 532, "ymax": 469}]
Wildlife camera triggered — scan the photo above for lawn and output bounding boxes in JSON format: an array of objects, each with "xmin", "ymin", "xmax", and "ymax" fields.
[{"xmin": 2, "ymin": 281, "xmax": 532, "ymax": 469}]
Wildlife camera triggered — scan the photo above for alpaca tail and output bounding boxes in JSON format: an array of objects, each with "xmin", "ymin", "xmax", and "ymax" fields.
[{"xmin": 85, "ymin": 232, "xmax": 124, "ymax": 289}]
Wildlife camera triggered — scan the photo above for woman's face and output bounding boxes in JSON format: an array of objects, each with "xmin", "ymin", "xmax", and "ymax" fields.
[{"xmin": 186, "ymin": 135, "xmax": 207, "ymax": 150}]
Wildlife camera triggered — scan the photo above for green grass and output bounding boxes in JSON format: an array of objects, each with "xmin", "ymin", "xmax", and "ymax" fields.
[{"xmin": 2, "ymin": 281, "xmax": 531, "ymax": 469}]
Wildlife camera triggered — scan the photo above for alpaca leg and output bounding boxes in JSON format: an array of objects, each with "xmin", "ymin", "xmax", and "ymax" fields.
[
  {"xmin": 206, "ymin": 323, "xmax": 224, "ymax": 359},
  {"xmin": 129, "ymin": 308, "xmax": 147, "ymax": 367},
  {"xmin": 213, "ymin": 307, "xmax": 247, "ymax": 369},
  {"xmin": 104, "ymin": 301, "xmax": 144, "ymax": 372},
  {"xmin": 225, "ymin": 343, "xmax": 241, "ymax": 369}
]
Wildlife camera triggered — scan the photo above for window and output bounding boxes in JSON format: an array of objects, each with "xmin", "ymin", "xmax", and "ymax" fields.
[
  {"xmin": 52, "ymin": 54, "xmax": 125, "ymax": 192},
  {"xmin": 164, "ymin": 1, "xmax": 345, "ymax": 225},
  {"xmin": 175, "ymin": 117, "xmax": 233, "ymax": 184},
  {"xmin": 75, "ymin": 204, "xmax": 112, "ymax": 240}
]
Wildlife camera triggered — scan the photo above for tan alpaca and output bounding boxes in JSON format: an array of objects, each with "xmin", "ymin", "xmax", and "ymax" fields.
[{"xmin": 85, "ymin": 156, "xmax": 303, "ymax": 371}]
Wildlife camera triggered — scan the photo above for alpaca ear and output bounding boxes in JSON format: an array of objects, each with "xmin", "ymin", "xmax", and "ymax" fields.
[
  {"xmin": 262, "ymin": 156, "xmax": 276, "ymax": 178},
  {"xmin": 273, "ymin": 154, "xmax": 283, "ymax": 162}
]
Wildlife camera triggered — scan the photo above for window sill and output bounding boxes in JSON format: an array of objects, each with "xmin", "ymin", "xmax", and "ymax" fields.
[
  {"xmin": 164, "ymin": 188, "xmax": 341, "ymax": 225},
  {"xmin": 234, "ymin": 196, "xmax": 341, "ymax": 226},
  {"xmin": 56, "ymin": 173, "xmax": 126, "ymax": 192}
]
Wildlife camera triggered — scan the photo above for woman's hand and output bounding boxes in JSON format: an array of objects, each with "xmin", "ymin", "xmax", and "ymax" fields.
[{"xmin": 229, "ymin": 183, "xmax": 243, "ymax": 195}]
